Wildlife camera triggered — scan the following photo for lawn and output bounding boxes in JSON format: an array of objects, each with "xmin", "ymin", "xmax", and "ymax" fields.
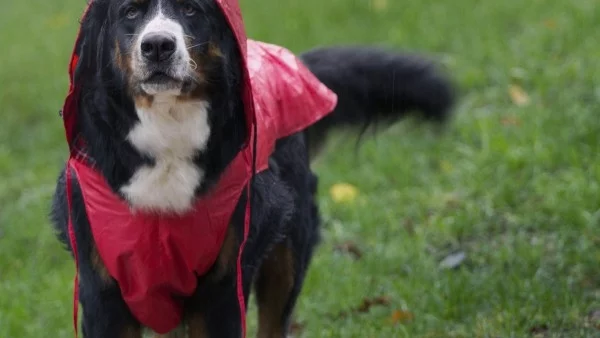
[{"xmin": 0, "ymin": 0, "xmax": 599, "ymax": 337}]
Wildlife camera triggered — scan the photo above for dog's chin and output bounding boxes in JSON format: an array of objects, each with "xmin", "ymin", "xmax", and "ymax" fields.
[{"xmin": 139, "ymin": 72, "xmax": 184, "ymax": 96}]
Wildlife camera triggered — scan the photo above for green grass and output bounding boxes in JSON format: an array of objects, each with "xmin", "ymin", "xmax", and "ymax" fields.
[{"xmin": 1, "ymin": 0, "xmax": 599, "ymax": 337}]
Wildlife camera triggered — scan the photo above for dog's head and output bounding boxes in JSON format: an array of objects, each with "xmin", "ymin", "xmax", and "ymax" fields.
[
  {"xmin": 76, "ymin": 0, "xmax": 242, "ymax": 100},
  {"xmin": 114, "ymin": 0, "xmax": 223, "ymax": 97},
  {"xmin": 73, "ymin": 0, "xmax": 247, "ymax": 192}
]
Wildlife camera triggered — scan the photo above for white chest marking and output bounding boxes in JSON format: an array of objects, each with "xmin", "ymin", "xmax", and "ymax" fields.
[{"xmin": 121, "ymin": 96, "xmax": 211, "ymax": 214}]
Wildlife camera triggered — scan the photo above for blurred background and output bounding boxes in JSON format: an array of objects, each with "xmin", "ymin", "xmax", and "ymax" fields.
[{"xmin": 0, "ymin": 0, "xmax": 599, "ymax": 337}]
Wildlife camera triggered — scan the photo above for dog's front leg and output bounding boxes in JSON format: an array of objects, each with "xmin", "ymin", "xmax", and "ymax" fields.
[
  {"xmin": 186, "ymin": 272, "xmax": 246, "ymax": 338},
  {"xmin": 78, "ymin": 248, "xmax": 142, "ymax": 338},
  {"xmin": 184, "ymin": 219, "xmax": 249, "ymax": 338}
]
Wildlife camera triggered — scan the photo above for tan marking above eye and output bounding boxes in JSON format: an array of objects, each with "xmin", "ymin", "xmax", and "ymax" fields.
[{"xmin": 207, "ymin": 43, "xmax": 224, "ymax": 59}]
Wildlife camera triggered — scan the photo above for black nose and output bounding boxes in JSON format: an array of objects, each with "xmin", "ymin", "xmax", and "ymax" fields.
[{"xmin": 140, "ymin": 33, "xmax": 176, "ymax": 62}]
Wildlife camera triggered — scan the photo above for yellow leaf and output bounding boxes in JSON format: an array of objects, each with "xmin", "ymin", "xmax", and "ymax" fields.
[
  {"xmin": 543, "ymin": 19, "xmax": 557, "ymax": 29},
  {"xmin": 509, "ymin": 85, "xmax": 530, "ymax": 106},
  {"xmin": 501, "ymin": 116, "xmax": 522, "ymax": 126},
  {"xmin": 371, "ymin": 0, "xmax": 388, "ymax": 12},
  {"xmin": 390, "ymin": 309, "xmax": 415, "ymax": 324},
  {"xmin": 46, "ymin": 13, "xmax": 69, "ymax": 29},
  {"xmin": 329, "ymin": 183, "xmax": 359, "ymax": 203},
  {"xmin": 439, "ymin": 160, "xmax": 453, "ymax": 173}
]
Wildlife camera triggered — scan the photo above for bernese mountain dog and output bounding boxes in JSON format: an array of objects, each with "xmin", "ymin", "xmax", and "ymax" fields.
[{"xmin": 50, "ymin": 0, "xmax": 456, "ymax": 337}]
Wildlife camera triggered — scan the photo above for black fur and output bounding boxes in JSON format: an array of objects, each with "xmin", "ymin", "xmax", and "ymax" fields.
[
  {"xmin": 301, "ymin": 46, "xmax": 455, "ymax": 157},
  {"xmin": 50, "ymin": 1, "xmax": 456, "ymax": 336}
]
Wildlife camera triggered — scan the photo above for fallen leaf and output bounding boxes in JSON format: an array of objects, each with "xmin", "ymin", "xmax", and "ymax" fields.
[
  {"xmin": 389, "ymin": 309, "xmax": 415, "ymax": 324},
  {"xmin": 439, "ymin": 251, "xmax": 466, "ymax": 270},
  {"xmin": 46, "ymin": 13, "xmax": 69, "ymax": 29},
  {"xmin": 357, "ymin": 296, "xmax": 391, "ymax": 313},
  {"xmin": 588, "ymin": 309, "xmax": 600, "ymax": 329},
  {"xmin": 402, "ymin": 218, "xmax": 415, "ymax": 235},
  {"xmin": 509, "ymin": 85, "xmax": 530, "ymax": 106},
  {"xmin": 289, "ymin": 320, "xmax": 305, "ymax": 336},
  {"xmin": 543, "ymin": 19, "xmax": 557, "ymax": 29},
  {"xmin": 442, "ymin": 192, "xmax": 461, "ymax": 208},
  {"xmin": 501, "ymin": 116, "xmax": 522, "ymax": 127},
  {"xmin": 334, "ymin": 241, "xmax": 363, "ymax": 260},
  {"xmin": 529, "ymin": 324, "xmax": 549, "ymax": 336},
  {"xmin": 371, "ymin": 0, "xmax": 388, "ymax": 12},
  {"xmin": 329, "ymin": 183, "xmax": 359, "ymax": 204},
  {"xmin": 332, "ymin": 296, "xmax": 391, "ymax": 319},
  {"xmin": 439, "ymin": 160, "xmax": 453, "ymax": 173}
]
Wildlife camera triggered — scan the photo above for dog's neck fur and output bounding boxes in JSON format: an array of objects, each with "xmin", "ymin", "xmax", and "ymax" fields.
[
  {"xmin": 120, "ymin": 96, "xmax": 211, "ymax": 213},
  {"xmin": 78, "ymin": 90, "xmax": 246, "ymax": 215}
]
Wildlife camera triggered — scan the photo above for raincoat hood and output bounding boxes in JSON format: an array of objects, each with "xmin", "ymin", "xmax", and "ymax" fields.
[
  {"xmin": 61, "ymin": 0, "xmax": 337, "ymax": 336},
  {"xmin": 63, "ymin": 0, "xmax": 255, "ymax": 153}
]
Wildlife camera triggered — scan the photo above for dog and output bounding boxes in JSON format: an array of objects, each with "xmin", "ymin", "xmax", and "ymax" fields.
[{"xmin": 49, "ymin": 0, "xmax": 455, "ymax": 337}]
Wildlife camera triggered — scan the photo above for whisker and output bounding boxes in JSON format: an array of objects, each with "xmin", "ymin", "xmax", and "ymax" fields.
[
  {"xmin": 187, "ymin": 42, "xmax": 209, "ymax": 50},
  {"xmin": 188, "ymin": 58, "xmax": 198, "ymax": 71}
]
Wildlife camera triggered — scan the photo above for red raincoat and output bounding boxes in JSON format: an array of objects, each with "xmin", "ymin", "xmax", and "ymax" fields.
[{"xmin": 61, "ymin": 0, "xmax": 337, "ymax": 336}]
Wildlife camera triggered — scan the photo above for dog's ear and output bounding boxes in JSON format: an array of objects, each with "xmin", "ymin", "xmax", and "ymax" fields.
[{"xmin": 74, "ymin": 1, "xmax": 110, "ymax": 86}]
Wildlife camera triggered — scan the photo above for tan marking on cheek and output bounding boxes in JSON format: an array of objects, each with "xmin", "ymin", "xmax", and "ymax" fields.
[
  {"xmin": 177, "ymin": 41, "xmax": 224, "ymax": 102},
  {"xmin": 188, "ymin": 46, "xmax": 205, "ymax": 79},
  {"xmin": 115, "ymin": 39, "xmax": 135, "ymax": 81},
  {"xmin": 115, "ymin": 41, "xmax": 123, "ymax": 66},
  {"xmin": 91, "ymin": 245, "xmax": 114, "ymax": 286},
  {"xmin": 176, "ymin": 50, "xmax": 206, "ymax": 103},
  {"xmin": 207, "ymin": 42, "xmax": 224, "ymax": 59},
  {"xmin": 134, "ymin": 94, "xmax": 155, "ymax": 109}
]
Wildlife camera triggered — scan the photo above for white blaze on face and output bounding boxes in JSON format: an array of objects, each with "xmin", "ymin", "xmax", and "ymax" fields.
[{"xmin": 133, "ymin": 1, "xmax": 191, "ymax": 94}]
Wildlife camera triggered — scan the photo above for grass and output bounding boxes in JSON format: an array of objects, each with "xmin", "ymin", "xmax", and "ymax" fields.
[{"xmin": 0, "ymin": 0, "xmax": 599, "ymax": 337}]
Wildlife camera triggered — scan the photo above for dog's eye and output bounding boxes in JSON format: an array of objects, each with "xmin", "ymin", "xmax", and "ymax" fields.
[
  {"xmin": 182, "ymin": 2, "xmax": 197, "ymax": 16},
  {"xmin": 124, "ymin": 6, "xmax": 140, "ymax": 19}
]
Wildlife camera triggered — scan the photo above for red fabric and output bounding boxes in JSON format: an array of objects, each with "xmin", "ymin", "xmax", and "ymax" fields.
[{"xmin": 62, "ymin": 0, "xmax": 337, "ymax": 335}]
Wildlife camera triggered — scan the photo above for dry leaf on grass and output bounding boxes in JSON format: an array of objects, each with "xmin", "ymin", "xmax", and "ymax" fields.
[
  {"xmin": 543, "ymin": 19, "xmax": 557, "ymax": 29},
  {"xmin": 371, "ymin": 0, "xmax": 388, "ymax": 12},
  {"xmin": 357, "ymin": 296, "xmax": 391, "ymax": 313},
  {"xmin": 332, "ymin": 295, "xmax": 391, "ymax": 319},
  {"xmin": 509, "ymin": 85, "xmax": 530, "ymax": 106},
  {"xmin": 329, "ymin": 183, "xmax": 359, "ymax": 203},
  {"xmin": 389, "ymin": 309, "xmax": 415, "ymax": 324},
  {"xmin": 501, "ymin": 116, "xmax": 523, "ymax": 126},
  {"xmin": 439, "ymin": 160, "xmax": 453, "ymax": 173},
  {"xmin": 529, "ymin": 324, "xmax": 549, "ymax": 336},
  {"xmin": 288, "ymin": 320, "xmax": 305, "ymax": 336},
  {"xmin": 46, "ymin": 13, "xmax": 69, "ymax": 29},
  {"xmin": 402, "ymin": 218, "xmax": 415, "ymax": 235},
  {"xmin": 588, "ymin": 309, "xmax": 600, "ymax": 329},
  {"xmin": 334, "ymin": 241, "xmax": 363, "ymax": 260}
]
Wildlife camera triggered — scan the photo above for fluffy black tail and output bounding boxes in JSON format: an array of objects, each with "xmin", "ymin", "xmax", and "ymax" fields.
[{"xmin": 300, "ymin": 46, "xmax": 456, "ymax": 156}]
